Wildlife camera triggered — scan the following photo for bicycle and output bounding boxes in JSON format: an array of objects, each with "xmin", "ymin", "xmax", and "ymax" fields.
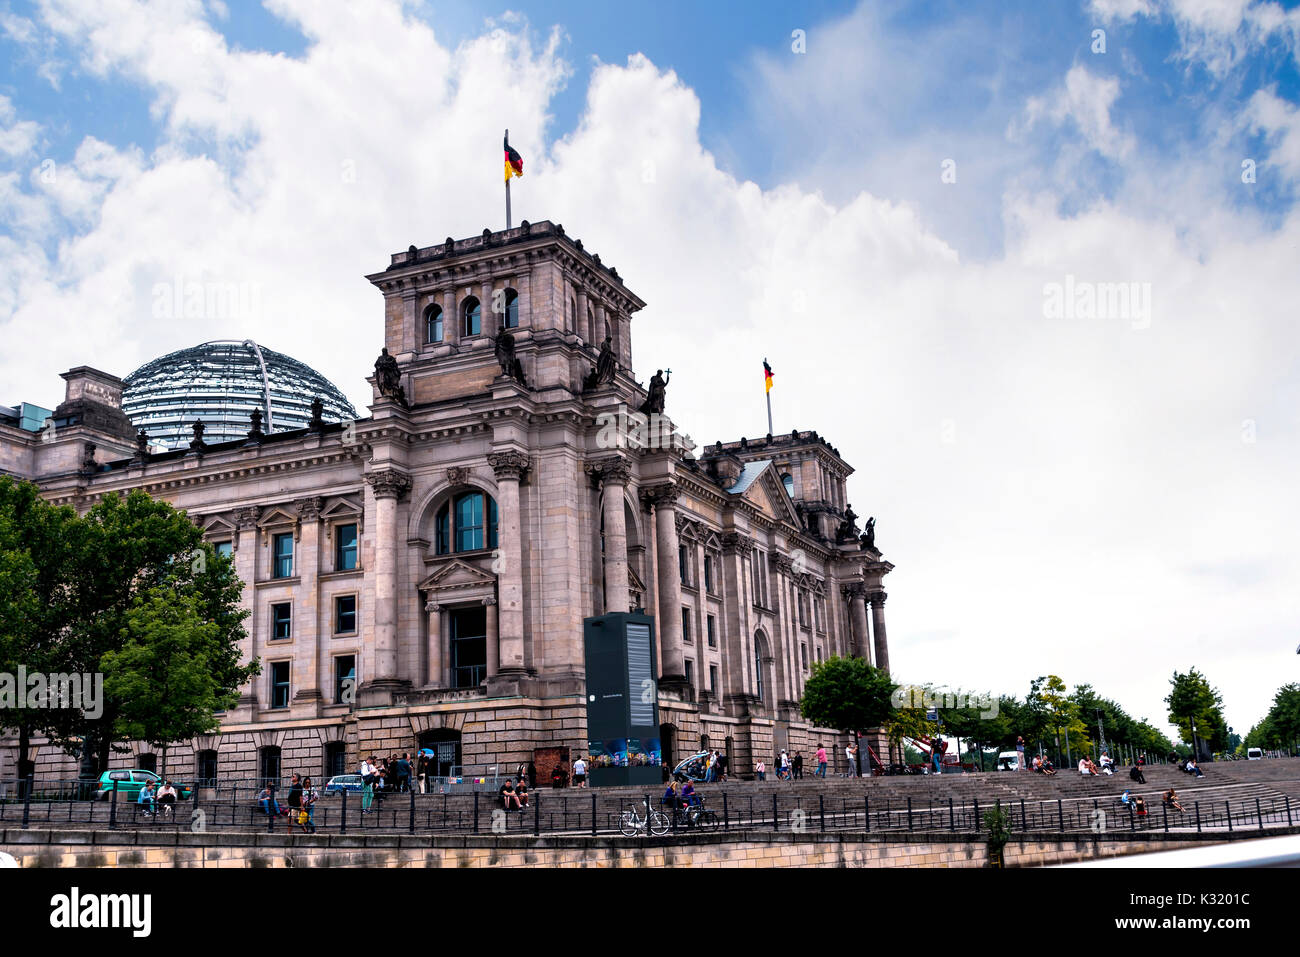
[{"xmin": 619, "ymin": 803, "xmax": 670, "ymax": 837}]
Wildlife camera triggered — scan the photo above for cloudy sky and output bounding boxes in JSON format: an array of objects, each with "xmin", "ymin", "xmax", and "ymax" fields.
[{"xmin": 2, "ymin": 0, "xmax": 1298, "ymax": 743}]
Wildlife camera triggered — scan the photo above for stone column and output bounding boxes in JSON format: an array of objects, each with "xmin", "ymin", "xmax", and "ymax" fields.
[
  {"xmin": 363, "ymin": 469, "xmax": 410, "ymax": 702},
  {"xmin": 487, "ymin": 450, "xmax": 529, "ymax": 674},
  {"xmin": 232, "ymin": 506, "xmax": 261, "ymax": 712},
  {"xmin": 294, "ymin": 497, "xmax": 323, "ymax": 703},
  {"xmin": 868, "ymin": 590, "xmax": 891, "ymax": 674},
  {"xmin": 484, "ymin": 596, "xmax": 500, "ymax": 678},
  {"xmin": 587, "ymin": 457, "xmax": 632, "ymax": 614},
  {"xmin": 424, "ymin": 600, "xmax": 441, "ymax": 687},
  {"xmin": 643, "ymin": 483, "xmax": 686, "ymax": 685},
  {"xmin": 843, "ymin": 583, "xmax": 871, "ymax": 664}
]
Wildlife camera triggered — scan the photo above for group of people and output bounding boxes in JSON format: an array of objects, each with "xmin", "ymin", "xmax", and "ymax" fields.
[
  {"xmin": 360, "ymin": 753, "xmax": 414, "ymax": 808},
  {"xmin": 1119, "ymin": 787, "xmax": 1185, "ymax": 819},
  {"xmin": 702, "ymin": 749, "xmax": 729, "ymax": 782},
  {"xmin": 256, "ymin": 774, "xmax": 319, "ymax": 833},
  {"xmin": 1077, "ymin": 754, "xmax": 1113, "ymax": 776},
  {"xmin": 137, "ymin": 780, "xmax": 180, "ymax": 818},
  {"xmin": 499, "ymin": 777, "xmax": 531, "ymax": 812},
  {"xmin": 754, "ymin": 747, "xmax": 833, "ymax": 780},
  {"xmin": 660, "ymin": 779, "xmax": 702, "ymax": 824}
]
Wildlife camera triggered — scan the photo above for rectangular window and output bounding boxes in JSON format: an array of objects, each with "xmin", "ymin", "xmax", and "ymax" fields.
[
  {"xmin": 270, "ymin": 602, "xmax": 291, "ymax": 640},
  {"xmin": 270, "ymin": 661, "xmax": 290, "ymax": 709},
  {"xmin": 703, "ymin": 554, "xmax": 713, "ymax": 592},
  {"xmin": 709, "ymin": 664, "xmax": 718, "ymax": 693},
  {"xmin": 272, "ymin": 532, "xmax": 294, "ymax": 578},
  {"xmin": 681, "ymin": 607, "xmax": 691, "ymax": 642},
  {"xmin": 684, "ymin": 658, "xmax": 694, "ymax": 688},
  {"xmin": 335, "ymin": 523, "xmax": 358, "ymax": 571},
  {"xmin": 801, "ymin": 643, "xmax": 808, "ymax": 670},
  {"xmin": 678, "ymin": 545, "xmax": 689, "ymax": 585},
  {"xmin": 214, "ymin": 541, "xmax": 233, "ymax": 560},
  {"xmin": 456, "ymin": 494, "xmax": 485, "ymax": 552},
  {"xmin": 706, "ymin": 615, "xmax": 716, "ymax": 648},
  {"xmin": 335, "ymin": 595, "xmax": 357, "ymax": 634},
  {"xmin": 450, "ymin": 607, "xmax": 488, "ymax": 688},
  {"xmin": 334, "ymin": 655, "xmax": 356, "ymax": 704}
]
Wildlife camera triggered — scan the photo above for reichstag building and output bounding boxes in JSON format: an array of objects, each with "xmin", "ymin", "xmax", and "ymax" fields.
[{"xmin": 0, "ymin": 221, "xmax": 894, "ymax": 785}]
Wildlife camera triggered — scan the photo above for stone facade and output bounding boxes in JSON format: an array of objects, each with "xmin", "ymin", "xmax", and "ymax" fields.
[{"xmin": 0, "ymin": 220, "xmax": 892, "ymax": 786}]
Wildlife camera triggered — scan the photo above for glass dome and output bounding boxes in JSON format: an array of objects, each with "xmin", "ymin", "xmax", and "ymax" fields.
[{"xmin": 122, "ymin": 340, "xmax": 358, "ymax": 449}]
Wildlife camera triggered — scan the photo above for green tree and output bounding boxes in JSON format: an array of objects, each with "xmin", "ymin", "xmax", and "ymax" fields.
[
  {"xmin": 102, "ymin": 587, "xmax": 257, "ymax": 778},
  {"xmin": 800, "ymin": 656, "xmax": 895, "ymax": 771},
  {"xmin": 1165, "ymin": 669, "xmax": 1224, "ymax": 759},
  {"xmin": 40, "ymin": 489, "xmax": 253, "ymax": 774},
  {"xmin": 1029, "ymin": 675, "xmax": 1090, "ymax": 765},
  {"xmin": 0, "ymin": 477, "xmax": 81, "ymax": 781}
]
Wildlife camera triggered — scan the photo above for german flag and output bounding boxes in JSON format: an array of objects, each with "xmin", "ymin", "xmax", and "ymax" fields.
[
  {"xmin": 763, "ymin": 359, "xmax": 774, "ymax": 393},
  {"xmin": 504, "ymin": 137, "xmax": 524, "ymax": 183}
]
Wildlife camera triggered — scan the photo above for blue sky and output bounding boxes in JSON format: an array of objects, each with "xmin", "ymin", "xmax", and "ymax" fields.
[{"xmin": 2, "ymin": 0, "xmax": 1300, "ymax": 739}]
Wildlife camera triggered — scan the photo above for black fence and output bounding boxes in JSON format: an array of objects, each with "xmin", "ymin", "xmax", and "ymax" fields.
[{"xmin": 0, "ymin": 777, "xmax": 1294, "ymax": 839}]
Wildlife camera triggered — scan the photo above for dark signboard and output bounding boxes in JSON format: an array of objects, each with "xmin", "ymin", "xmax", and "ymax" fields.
[{"xmin": 582, "ymin": 612, "xmax": 661, "ymax": 787}]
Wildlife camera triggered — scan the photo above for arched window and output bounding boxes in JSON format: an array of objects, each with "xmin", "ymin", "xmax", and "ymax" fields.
[
  {"xmin": 754, "ymin": 641, "xmax": 765, "ymax": 701},
  {"xmin": 587, "ymin": 307, "xmax": 596, "ymax": 343},
  {"xmin": 462, "ymin": 297, "xmax": 481, "ymax": 337},
  {"xmin": 781, "ymin": 473, "xmax": 795, "ymax": 498},
  {"xmin": 503, "ymin": 288, "xmax": 519, "ymax": 328},
  {"xmin": 434, "ymin": 490, "xmax": 499, "ymax": 554},
  {"xmin": 425, "ymin": 304, "xmax": 444, "ymax": 344}
]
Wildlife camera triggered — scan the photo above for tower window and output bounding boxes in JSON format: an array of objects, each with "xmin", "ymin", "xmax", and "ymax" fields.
[
  {"xmin": 425, "ymin": 304, "xmax": 444, "ymax": 343},
  {"xmin": 503, "ymin": 288, "xmax": 519, "ymax": 328},
  {"xmin": 462, "ymin": 297, "xmax": 481, "ymax": 337}
]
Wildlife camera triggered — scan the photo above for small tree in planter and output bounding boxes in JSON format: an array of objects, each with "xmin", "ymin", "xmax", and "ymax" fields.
[{"xmin": 984, "ymin": 804, "xmax": 1012, "ymax": 868}]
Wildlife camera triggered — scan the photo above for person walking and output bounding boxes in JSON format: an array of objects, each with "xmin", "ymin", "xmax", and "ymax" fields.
[
  {"xmin": 755, "ymin": 759, "xmax": 766, "ymax": 781},
  {"xmin": 1016, "ymin": 736, "xmax": 1026, "ymax": 771},
  {"xmin": 815, "ymin": 744, "xmax": 827, "ymax": 778},
  {"xmin": 302, "ymin": 777, "xmax": 318, "ymax": 833},
  {"xmin": 793, "ymin": 751, "xmax": 804, "ymax": 780},
  {"xmin": 573, "ymin": 756, "xmax": 588, "ymax": 788}
]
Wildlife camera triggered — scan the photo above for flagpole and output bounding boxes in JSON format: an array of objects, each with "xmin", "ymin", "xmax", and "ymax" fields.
[
  {"xmin": 764, "ymin": 356, "xmax": 773, "ymax": 434},
  {"xmin": 504, "ymin": 128, "xmax": 512, "ymax": 229}
]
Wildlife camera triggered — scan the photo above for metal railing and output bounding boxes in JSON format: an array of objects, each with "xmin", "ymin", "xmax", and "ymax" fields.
[{"xmin": 2, "ymin": 776, "xmax": 1294, "ymax": 840}]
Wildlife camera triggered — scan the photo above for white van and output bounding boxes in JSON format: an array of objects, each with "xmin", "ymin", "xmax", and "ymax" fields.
[
  {"xmin": 996, "ymin": 751, "xmax": 1021, "ymax": 771},
  {"xmin": 1247, "ymin": 747, "xmax": 1263, "ymax": 760}
]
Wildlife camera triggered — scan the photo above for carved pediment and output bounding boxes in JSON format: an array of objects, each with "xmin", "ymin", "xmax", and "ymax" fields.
[
  {"xmin": 741, "ymin": 466, "xmax": 803, "ymax": 528},
  {"xmin": 419, "ymin": 557, "xmax": 497, "ymax": 595},
  {"xmin": 200, "ymin": 515, "xmax": 237, "ymax": 536},
  {"xmin": 256, "ymin": 505, "xmax": 299, "ymax": 529}
]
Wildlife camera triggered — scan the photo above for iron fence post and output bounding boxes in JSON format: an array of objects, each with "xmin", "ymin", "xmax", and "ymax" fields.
[
  {"xmin": 973, "ymin": 797, "xmax": 980, "ymax": 833},
  {"xmin": 1057, "ymin": 798, "xmax": 1064, "ymax": 832},
  {"xmin": 1256, "ymin": 797, "xmax": 1263, "ymax": 831},
  {"xmin": 1226, "ymin": 801, "xmax": 1233, "ymax": 833},
  {"xmin": 864, "ymin": 795, "xmax": 870, "ymax": 832},
  {"xmin": 1020, "ymin": 798, "xmax": 1026, "ymax": 831},
  {"xmin": 21, "ymin": 775, "xmax": 33, "ymax": 829},
  {"xmin": 820, "ymin": 794, "xmax": 826, "ymax": 832},
  {"xmin": 409, "ymin": 784, "xmax": 416, "ymax": 834},
  {"xmin": 948, "ymin": 796, "xmax": 955, "ymax": 831},
  {"xmin": 534, "ymin": 794, "xmax": 540, "ymax": 836},
  {"xmin": 773, "ymin": 793, "xmax": 779, "ymax": 831},
  {"xmin": 1194, "ymin": 800, "xmax": 1200, "ymax": 833},
  {"xmin": 723, "ymin": 792, "xmax": 729, "ymax": 832},
  {"xmin": 1162, "ymin": 802, "xmax": 1168, "ymax": 832},
  {"xmin": 1286, "ymin": 796, "xmax": 1292, "ymax": 827},
  {"xmin": 340, "ymin": 787, "xmax": 348, "ymax": 834},
  {"xmin": 473, "ymin": 791, "xmax": 479, "ymax": 834},
  {"xmin": 907, "ymin": 797, "xmax": 913, "ymax": 831},
  {"xmin": 591, "ymin": 792, "xmax": 597, "ymax": 836}
]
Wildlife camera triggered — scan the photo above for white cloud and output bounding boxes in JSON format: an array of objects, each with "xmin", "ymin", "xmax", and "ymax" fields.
[
  {"xmin": 2, "ymin": 0, "xmax": 1298, "ymax": 738},
  {"xmin": 0, "ymin": 94, "xmax": 41, "ymax": 158},
  {"xmin": 1242, "ymin": 88, "xmax": 1300, "ymax": 183},
  {"xmin": 1023, "ymin": 65, "xmax": 1135, "ymax": 161}
]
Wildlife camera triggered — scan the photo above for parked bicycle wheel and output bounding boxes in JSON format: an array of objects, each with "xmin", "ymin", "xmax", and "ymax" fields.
[
  {"xmin": 618, "ymin": 811, "xmax": 639, "ymax": 837},
  {"xmin": 695, "ymin": 809, "xmax": 719, "ymax": 829},
  {"xmin": 649, "ymin": 810, "xmax": 670, "ymax": 836}
]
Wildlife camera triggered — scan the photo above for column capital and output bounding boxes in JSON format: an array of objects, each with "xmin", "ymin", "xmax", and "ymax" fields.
[
  {"xmin": 366, "ymin": 468, "xmax": 411, "ymax": 500},
  {"xmin": 585, "ymin": 456, "xmax": 632, "ymax": 486},
  {"xmin": 867, "ymin": 590, "xmax": 887, "ymax": 605},
  {"xmin": 771, "ymin": 553, "xmax": 795, "ymax": 574},
  {"xmin": 842, "ymin": 582, "xmax": 868, "ymax": 600},
  {"xmin": 295, "ymin": 496, "xmax": 324, "ymax": 522},
  {"xmin": 720, "ymin": 531, "xmax": 754, "ymax": 555},
  {"xmin": 640, "ymin": 482, "xmax": 678, "ymax": 509},
  {"xmin": 481, "ymin": 595, "xmax": 498, "ymax": 606},
  {"xmin": 424, "ymin": 600, "xmax": 440, "ymax": 613},
  {"xmin": 487, "ymin": 449, "xmax": 530, "ymax": 481},
  {"xmin": 234, "ymin": 506, "xmax": 261, "ymax": 530}
]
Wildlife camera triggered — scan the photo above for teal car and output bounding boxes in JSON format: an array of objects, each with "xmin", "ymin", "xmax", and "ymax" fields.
[{"xmin": 94, "ymin": 770, "xmax": 192, "ymax": 802}]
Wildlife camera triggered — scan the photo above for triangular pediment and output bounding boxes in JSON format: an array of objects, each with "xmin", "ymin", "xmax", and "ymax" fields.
[
  {"xmin": 419, "ymin": 557, "xmax": 497, "ymax": 593},
  {"xmin": 628, "ymin": 565, "xmax": 647, "ymax": 593},
  {"xmin": 200, "ymin": 515, "xmax": 237, "ymax": 535},
  {"xmin": 257, "ymin": 505, "xmax": 298, "ymax": 528},
  {"xmin": 321, "ymin": 496, "xmax": 362, "ymax": 519},
  {"xmin": 739, "ymin": 465, "xmax": 803, "ymax": 528}
]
